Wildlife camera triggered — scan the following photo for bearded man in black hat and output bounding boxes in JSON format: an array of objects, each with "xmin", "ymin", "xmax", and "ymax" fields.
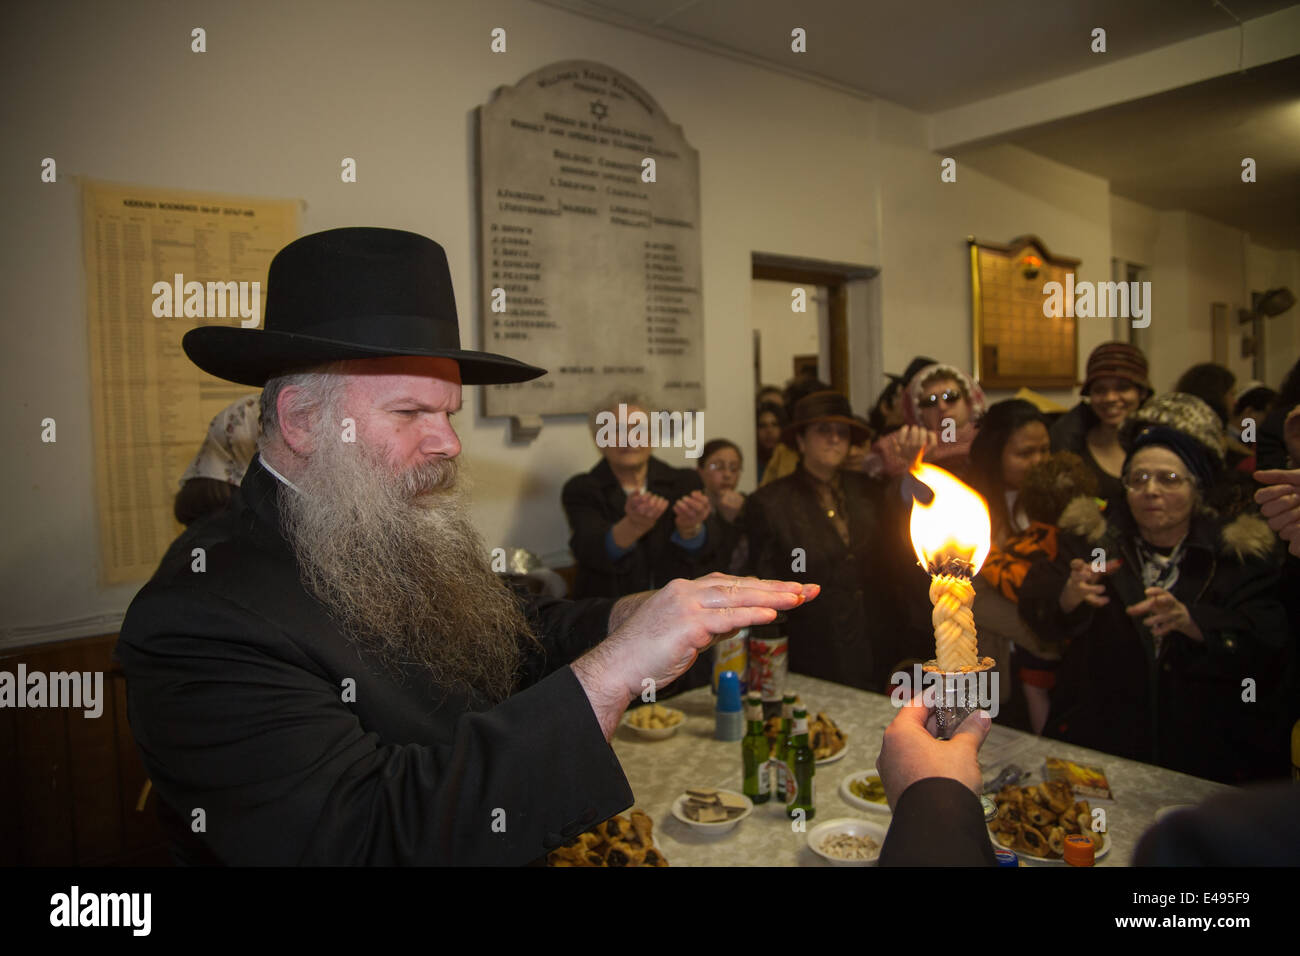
[{"xmin": 116, "ymin": 227, "xmax": 815, "ymax": 865}]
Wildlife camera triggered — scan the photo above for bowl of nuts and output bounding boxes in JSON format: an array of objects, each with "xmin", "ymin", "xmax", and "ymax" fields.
[{"xmin": 623, "ymin": 703, "xmax": 685, "ymax": 739}]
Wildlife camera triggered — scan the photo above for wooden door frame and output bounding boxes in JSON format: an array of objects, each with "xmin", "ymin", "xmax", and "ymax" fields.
[{"xmin": 751, "ymin": 253, "xmax": 877, "ymax": 400}]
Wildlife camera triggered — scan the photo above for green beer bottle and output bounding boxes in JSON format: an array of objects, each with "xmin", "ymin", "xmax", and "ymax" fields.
[
  {"xmin": 772, "ymin": 692, "xmax": 797, "ymax": 803},
  {"xmin": 742, "ymin": 694, "xmax": 771, "ymax": 804},
  {"xmin": 786, "ymin": 706, "xmax": 815, "ymax": 820}
]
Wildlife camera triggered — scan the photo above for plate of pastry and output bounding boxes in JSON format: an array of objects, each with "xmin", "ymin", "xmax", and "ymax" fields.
[
  {"xmin": 764, "ymin": 709, "xmax": 847, "ymax": 763},
  {"xmin": 546, "ymin": 809, "xmax": 670, "ymax": 867},
  {"xmin": 987, "ymin": 780, "xmax": 1110, "ymax": 863}
]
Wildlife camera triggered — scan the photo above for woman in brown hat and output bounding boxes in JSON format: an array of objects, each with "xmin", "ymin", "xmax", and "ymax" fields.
[
  {"xmin": 742, "ymin": 391, "xmax": 896, "ymax": 690},
  {"xmin": 1049, "ymin": 342, "xmax": 1153, "ymax": 503}
]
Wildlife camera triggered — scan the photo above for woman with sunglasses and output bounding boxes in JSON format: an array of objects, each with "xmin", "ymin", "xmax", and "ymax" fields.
[
  {"xmin": 696, "ymin": 438, "xmax": 747, "ymax": 573},
  {"xmin": 872, "ymin": 363, "xmax": 986, "ymax": 480},
  {"xmin": 1018, "ymin": 394, "xmax": 1290, "ymax": 784}
]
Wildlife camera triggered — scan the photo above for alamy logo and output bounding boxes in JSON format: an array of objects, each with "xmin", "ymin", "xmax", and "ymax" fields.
[
  {"xmin": 594, "ymin": 403, "xmax": 704, "ymax": 458},
  {"xmin": 0, "ymin": 666, "xmax": 103, "ymax": 718},
  {"xmin": 49, "ymin": 886, "xmax": 151, "ymax": 936},
  {"xmin": 151, "ymin": 273, "xmax": 260, "ymax": 326},
  {"xmin": 1042, "ymin": 272, "xmax": 1150, "ymax": 328}
]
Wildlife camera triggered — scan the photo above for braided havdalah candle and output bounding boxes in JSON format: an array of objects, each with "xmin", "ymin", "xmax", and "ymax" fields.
[{"xmin": 929, "ymin": 572, "xmax": 977, "ymax": 672}]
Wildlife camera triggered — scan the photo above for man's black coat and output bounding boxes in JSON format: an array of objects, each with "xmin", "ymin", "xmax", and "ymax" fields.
[{"xmin": 116, "ymin": 455, "xmax": 634, "ymax": 865}]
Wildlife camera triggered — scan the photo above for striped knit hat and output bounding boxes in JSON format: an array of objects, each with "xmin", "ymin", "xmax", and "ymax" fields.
[{"xmin": 1082, "ymin": 342, "xmax": 1150, "ymax": 395}]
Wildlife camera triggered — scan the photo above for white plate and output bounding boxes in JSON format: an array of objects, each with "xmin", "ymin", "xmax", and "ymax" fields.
[
  {"xmin": 988, "ymin": 826, "xmax": 1111, "ymax": 864},
  {"xmin": 807, "ymin": 817, "xmax": 889, "ymax": 866},
  {"xmin": 816, "ymin": 742, "xmax": 848, "ymax": 765},
  {"xmin": 838, "ymin": 771, "xmax": 892, "ymax": 814},
  {"xmin": 671, "ymin": 790, "xmax": 754, "ymax": 833},
  {"xmin": 622, "ymin": 706, "xmax": 684, "ymax": 739}
]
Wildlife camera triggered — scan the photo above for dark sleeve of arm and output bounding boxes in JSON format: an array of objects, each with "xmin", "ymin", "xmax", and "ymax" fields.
[
  {"xmin": 661, "ymin": 469, "xmax": 716, "ymax": 571},
  {"xmin": 515, "ymin": 592, "xmax": 615, "ymax": 683},
  {"xmin": 1017, "ymin": 540, "xmax": 1094, "ymax": 640},
  {"xmin": 117, "ymin": 593, "xmax": 632, "ymax": 866},
  {"xmin": 740, "ymin": 492, "xmax": 779, "ymax": 579},
  {"xmin": 1188, "ymin": 557, "xmax": 1288, "ymax": 660},
  {"xmin": 562, "ymin": 472, "xmax": 633, "ymax": 575},
  {"xmin": 878, "ymin": 778, "xmax": 997, "ymax": 866},
  {"xmin": 1255, "ymin": 407, "xmax": 1291, "ymax": 471}
]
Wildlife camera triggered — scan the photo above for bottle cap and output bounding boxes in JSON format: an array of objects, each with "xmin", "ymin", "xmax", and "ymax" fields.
[
  {"xmin": 716, "ymin": 671, "xmax": 743, "ymax": 712},
  {"xmin": 1063, "ymin": 834, "xmax": 1096, "ymax": 866},
  {"xmin": 994, "ymin": 849, "xmax": 1019, "ymax": 867}
]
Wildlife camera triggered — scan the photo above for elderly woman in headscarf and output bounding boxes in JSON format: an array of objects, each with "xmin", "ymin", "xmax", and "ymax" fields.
[
  {"xmin": 870, "ymin": 362, "xmax": 986, "ymax": 481},
  {"xmin": 1018, "ymin": 393, "xmax": 1291, "ymax": 784}
]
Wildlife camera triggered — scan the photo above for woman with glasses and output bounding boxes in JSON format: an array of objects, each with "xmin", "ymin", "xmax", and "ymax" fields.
[
  {"xmin": 872, "ymin": 363, "xmax": 986, "ymax": 480},
  {"xmin": 1049, "ymin": 342, "xmax": 1152, "ymax": 504},
  {"xmin": 696, "ymin": 438, "xmax": 747, "ymax": 573},
  {"xmin": 1019, "ymin": 394, "xmax": 1290, "ymax": 784}
]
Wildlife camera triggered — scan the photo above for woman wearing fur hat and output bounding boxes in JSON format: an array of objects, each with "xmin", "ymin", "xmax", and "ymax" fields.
[
  {"xmin": 1019, "ymin": 393, "xmax": 1291, "ymax": 784},
  {"xmin": 871, "ymin": 363, "xmax": 986, "ymax": 481}
]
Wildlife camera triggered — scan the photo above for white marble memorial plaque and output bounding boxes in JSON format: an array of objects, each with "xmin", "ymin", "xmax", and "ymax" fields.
[{"xmin": 477, "ymin": 60, "xmax": 703, "ymax": 417}]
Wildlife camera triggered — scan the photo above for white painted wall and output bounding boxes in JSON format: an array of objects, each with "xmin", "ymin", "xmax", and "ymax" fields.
[
  {"xmin": 0, "ymin": 0, "xmax": 880, "ymax": 644},
  {"xmin": 1108, "ymin": 195, "xmax": 1300, "ymax": 393},
  {"xmin": 872, "ymin": 104, "xmax": 1114, "ymax": 409},
  {"xmin": 2, "ymin": 0, "xmax": 1293, "ymax": 646}
]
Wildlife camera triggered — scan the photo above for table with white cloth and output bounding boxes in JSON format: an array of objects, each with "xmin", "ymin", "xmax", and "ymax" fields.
[{"xmin": 610, "ymin": 673, "xmax": 1234, "ymax": 866}]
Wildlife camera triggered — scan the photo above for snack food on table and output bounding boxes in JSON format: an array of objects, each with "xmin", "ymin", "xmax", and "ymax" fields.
[
  {"xmin": 848, "ymin": 776, "xmax": 887, "ymax": 804},
  {"xmin": 818, "ymin": 831, "xmax": 881, "ymax": 861},
  {"xmin": 680, "ymin": 787, "xmax": 749, "ymax": 822},
  {"xmin": 988, "ymin": 780, "xmax": 1105, "ymax": 859},
  {"xmin": 809, "ymin": 711, "xmax": 846, "ymax": 759},
  {"xmin": 761, "ymin": 699, "xmax": 845, "ymax": 760},
  {"xmin": 626, "ymin": 703, "xmax": 683, "ymax": 729},
  {"xmin": 546, "ymin": 809, "xmax": 669, "ymax": 867}
]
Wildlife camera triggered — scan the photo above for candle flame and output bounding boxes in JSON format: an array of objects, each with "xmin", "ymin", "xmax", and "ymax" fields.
[{"xmin": 908, "ymin": 454, "xmax": 991, "ymax": 575}]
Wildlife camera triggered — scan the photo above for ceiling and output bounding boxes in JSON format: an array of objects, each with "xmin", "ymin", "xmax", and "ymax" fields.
[
  {"xmin": 1000, "ymin": 54, "xmax": 1300, "ymax": 249},
  {"xmin": 542, "ymin": 0, "xmax": 1295, "ymax": 110},
  {"xmin": 540, "ymin": 0, "xmax": 1300, "ymax": 248}
]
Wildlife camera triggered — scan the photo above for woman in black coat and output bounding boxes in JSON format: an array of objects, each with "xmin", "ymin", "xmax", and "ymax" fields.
[
  {"xmin": 561, "ymin": 396, "xmax": 717, "ymax": 601},
  {"xmin": 743, "ymin": 391, "xmax": 896, "ymax": 692},
  {"xmin": 1019, "ymin": 395, "xmax": 1290, "ymax": 784}
]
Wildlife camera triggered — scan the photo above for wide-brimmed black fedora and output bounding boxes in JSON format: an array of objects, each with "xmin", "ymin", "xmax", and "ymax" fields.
[
  {"xmin": 782, "ymin": 390, "xmax": 871, "ymax": 445},
  {"xmin": 182, "ymin": 227, "xmax": 546, "ymax": 386}
]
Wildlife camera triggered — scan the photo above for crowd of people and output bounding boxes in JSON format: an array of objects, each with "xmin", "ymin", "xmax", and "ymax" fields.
[
  {"xmin": 169, "ymin": 303, "xmax": 1300, "ymax": 791},
  {"xmin": 138, "ymin": 227, "xmax": 1299, "ymax": 867},
  {"xmin": 562, "ymin": 345, "xmax": 1300, "ymax": 786}
]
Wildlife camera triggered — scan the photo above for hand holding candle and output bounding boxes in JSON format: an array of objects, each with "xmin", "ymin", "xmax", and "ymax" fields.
[{"xmin": 907, "ymin": 455, "xmax": 994, "ymax": 735}]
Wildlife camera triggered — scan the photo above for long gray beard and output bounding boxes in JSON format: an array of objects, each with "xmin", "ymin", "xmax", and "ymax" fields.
[{"xmin": 276, "ymin": 434, "xmax": 532, "ymax": 703}]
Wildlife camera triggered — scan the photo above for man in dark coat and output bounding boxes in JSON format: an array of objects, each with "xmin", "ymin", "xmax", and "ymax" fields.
[{"xmin": 115, "ymin": 227, "xmax": 813, "ymax": 865}]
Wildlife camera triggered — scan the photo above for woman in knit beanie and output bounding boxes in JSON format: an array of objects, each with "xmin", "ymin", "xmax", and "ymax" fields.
[{"xmin": 1049, "ymin": 342, "xmax": 1152, "ymax": 504}]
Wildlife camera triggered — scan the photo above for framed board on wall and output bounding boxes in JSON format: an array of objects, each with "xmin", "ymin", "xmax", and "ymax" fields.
[{"xmin": 969, "ymin": 235, "xmax": 1079, "ymax": 389}]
